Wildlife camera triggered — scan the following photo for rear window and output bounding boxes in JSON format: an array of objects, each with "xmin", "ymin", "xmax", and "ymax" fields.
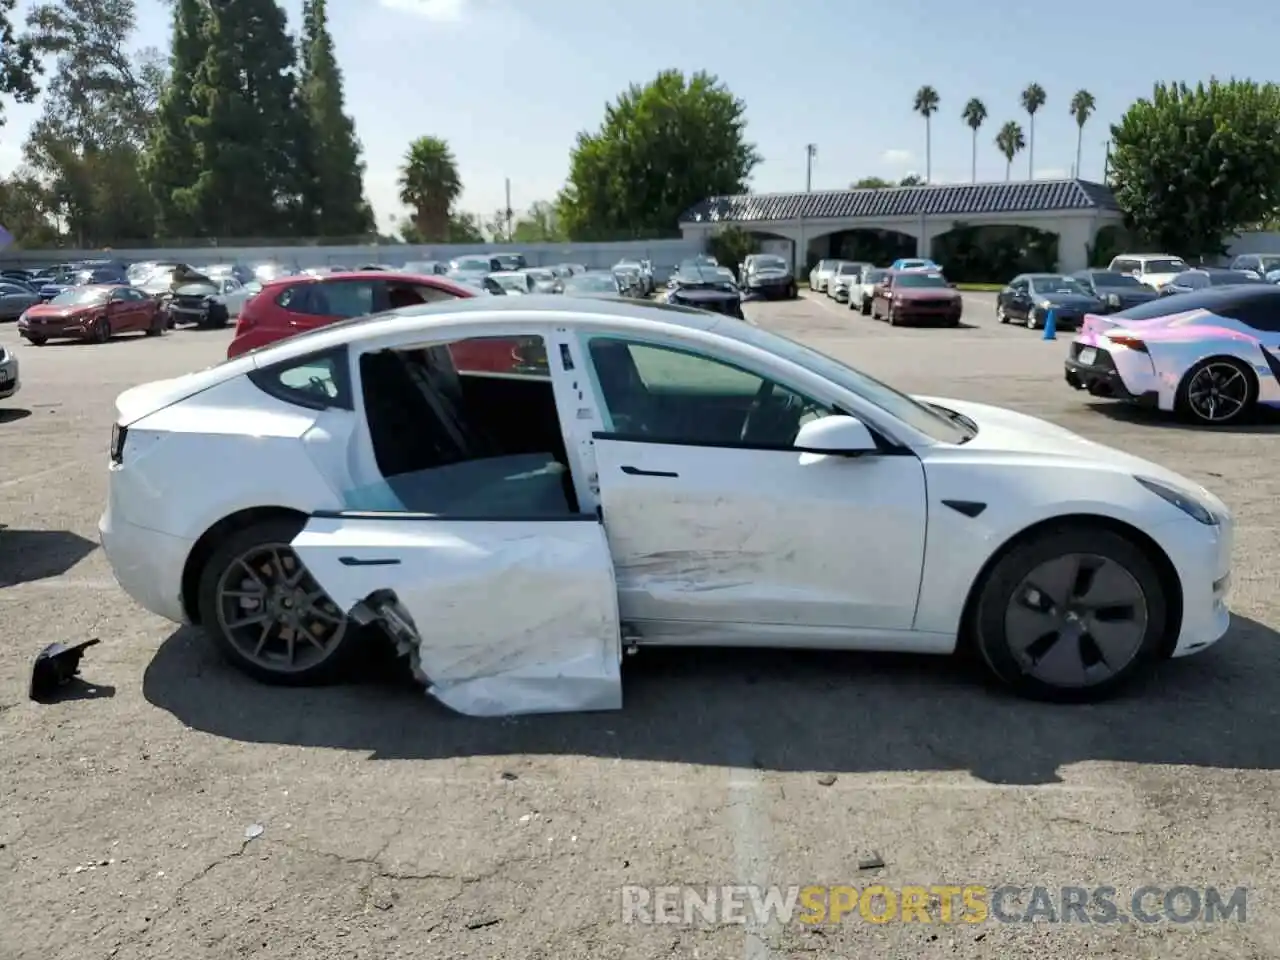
[
  {"xmin": 1110, "ymin": 287, "xmax": 1280, "ymax": 321},
  {"xmin": 893, "ymin": 272, "xmax": 949, "ymax": 288},
  {"xmin": 1141, "ymin": 258, "xmax": 1187, "ymax": 274},
  {"xmin": 247, "ymin": 345, "xmax": 353, "ymax": 411}
]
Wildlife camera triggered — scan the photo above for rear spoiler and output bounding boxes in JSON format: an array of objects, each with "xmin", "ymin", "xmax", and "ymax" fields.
[{"xmin": 1080, "ymin": 312, "xmax": 1120, "ymax": 341}]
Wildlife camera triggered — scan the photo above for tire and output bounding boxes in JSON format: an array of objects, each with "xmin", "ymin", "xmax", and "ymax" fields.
[
  {"xmin": 787, "ymin": 283, "xmax": 797, "ymax": 299},
  {"xmin": 145, "ymin": 311, "xmax": 165, "ymax": 336},
  {"xmin": 1175, "ymin": 356, "xmax": 1257, "ymax": 427},
  {"xmin": 997, "ymin": 304, "xmax": 1008, "ymax": 324},
  {"xmin": 970, "ymin": 524, "xmax": 1167, "ymax": 703},
  {"xmin": 195, "ymin": 516, "xmax": 362, "ymax": 686},
  {"xmin": 24, "ymin": 335, "xmax": 46, "ymax": 346},
  {"xmin": 860, "ymin": 298, "xmax": 871, "ymax": 316},
  {"xmin": 201, "ymin": 304, "xmax": 229, "ymax": 329},
  {"xmin": 91, "ymin": 317, "xmax": 110, "ymax": 343},
  {"xmin": 1027, "ymin": 313, "xmax": 1039, "ymax": 330}
]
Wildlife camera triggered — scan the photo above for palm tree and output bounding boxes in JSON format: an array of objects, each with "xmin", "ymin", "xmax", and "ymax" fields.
[
  {"xmin": 913, "ymin": 86, "xmax": 940, "ymax": 183},
  {"xmin": 1020, "ymin": 83, "xmax": 1046, "ymax": 178},
  {"xmin": 995, "ymin": 121, "xmax": 1026, "ymax": 181},
  {"xmin": 961, "ymin": 98, "xmax": 988, "ymax": 183},
  {"xmin": 1069, "ymin": 89, "xmax": 1096, "ymax": 178},
  {"xmin": 397, "ymin": 135, "xmax": 462, "ymax": 242}
]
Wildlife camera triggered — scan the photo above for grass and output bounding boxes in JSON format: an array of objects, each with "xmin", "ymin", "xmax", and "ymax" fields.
[{"xmin": 954, "ymin": 282, "xmax": 1005, "ymax": 292}]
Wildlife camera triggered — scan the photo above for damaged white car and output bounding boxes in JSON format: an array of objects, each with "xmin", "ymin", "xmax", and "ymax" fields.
[{"xmin": 100, "ymin": 297, "xmax": 1233, "ymax": 715}]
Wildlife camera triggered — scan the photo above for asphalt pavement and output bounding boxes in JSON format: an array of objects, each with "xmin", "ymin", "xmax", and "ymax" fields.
[{"xmin": 1, "ymin": 293, "xmax": 1279, "ymax": 959}]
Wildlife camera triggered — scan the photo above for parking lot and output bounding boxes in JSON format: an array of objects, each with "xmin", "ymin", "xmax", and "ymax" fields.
[{"xmin": 3, "ymin": 289, "xmax": 1280, "ymax": 959}]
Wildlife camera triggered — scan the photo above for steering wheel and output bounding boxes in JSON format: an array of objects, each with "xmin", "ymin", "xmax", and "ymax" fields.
[{"xmin": 739, "ymin": 380, "xmax": 776, "ymax": 443}]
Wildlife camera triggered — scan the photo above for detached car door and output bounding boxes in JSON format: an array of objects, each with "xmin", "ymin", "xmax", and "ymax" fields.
[
  {"xmin": 291, "ymin": 511, "xmax": 623, "ymax": 716},
  {"xmin": 579, "ymin": 335, "xmax": 927, "ymax": 633}
]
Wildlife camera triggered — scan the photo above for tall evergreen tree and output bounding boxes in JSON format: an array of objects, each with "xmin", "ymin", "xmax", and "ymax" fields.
[
  {"xmin": 297, "ymin": 0, "xmax": 372, "ymax": 236},
  {"xmin": 142, "ymin": 0, "xmax": 204, "ymax": 237},
  {"xmin": 178, "ymin": 0, "xmax": 306, "ymax": 237}
]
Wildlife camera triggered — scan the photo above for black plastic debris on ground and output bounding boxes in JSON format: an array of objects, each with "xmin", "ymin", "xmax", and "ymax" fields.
[{"xmin": 29, "ymin": 639, "xmax": 101, "ymax": 702}]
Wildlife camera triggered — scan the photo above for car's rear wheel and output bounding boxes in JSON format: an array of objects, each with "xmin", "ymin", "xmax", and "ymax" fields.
[
  {"xmin": 1176, "ymin": 357, "xmax": 1256, "ymax": 426},
  {"xmin": 196, "ymin": 517, "xmax": 359, "ymax": 685},
  {"xmin": 145, "ymin": 311, "xmax": 165, "ymax": 336},
  {"xmin": 971, "ymin": 525, "xmax": 1167, "ymax": 703}
]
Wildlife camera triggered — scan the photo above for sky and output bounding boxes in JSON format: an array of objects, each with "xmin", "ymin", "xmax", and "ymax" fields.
[{"xmin": 1, "ymin": 0, "xmax": 1276, "ymax": 235}]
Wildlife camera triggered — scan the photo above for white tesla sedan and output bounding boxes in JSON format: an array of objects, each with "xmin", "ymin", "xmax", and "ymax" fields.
[{"xmin": 99, "ymin": 297, "xmax": 1234, "ymax": 716}]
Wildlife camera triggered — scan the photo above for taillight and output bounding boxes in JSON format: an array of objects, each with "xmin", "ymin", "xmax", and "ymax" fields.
[
  {"xmin": 1109, "ymin": 334, "xmax": 1148, "ymax": 353},
  {"xmin": 110, "ymin": 422, "xmax": 127, "ymax": 463}
]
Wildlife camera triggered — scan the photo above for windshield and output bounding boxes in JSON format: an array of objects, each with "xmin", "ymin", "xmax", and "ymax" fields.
[
  {"xmin": 838, "ymin": 263, "xmax": 862, "ymax": 275},
  {"xmin": 865, "ymin": 269, "xmax": 888, "ymax": 283},
  {"xmin": 1030, "ymin": 276, "xmax": 1089, "ymax": 296},
  {"xmin": 51, "ymin": 287, "xmax": 110, "ymax": 306},
  {"xmin": 1090, "ymin": 272, "xmax": 1143, "ymax": 288},
  {"xmin": 452, "ymin": 258, "xmax": 491, "ymax": 272},
  {"xmin": 566, "ymin": 275, "xmax": 618, "ymax": 292},
  {"xmin": 491, "ymin": 274, "xmax": 527, "ymax": 291},
  {"xmin": 526, "ymin": 270, "xmax": 554, "ymax": 282},
  {"xmin": 894, "ymin": 272, "xmax": 949, "ymax": 289},
  {"xmin": 1142, "ymin": 258, "xmax": 1186, "ymax": 274},
  {"xmin": 754, "ymin": 256, "xmax": 787, "ymax": 270},
  {"xmin": 719, "ymin": 322, "xmax": 971, "ymax": 443},
  {"xmin": 1259, "ymin": 256, "xmax": 1280, "ymax": 271}
]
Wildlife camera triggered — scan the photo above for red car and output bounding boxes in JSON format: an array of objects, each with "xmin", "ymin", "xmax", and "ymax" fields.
[
  {"xmin": 870, "ymin": 269, "xmax": 962, "ymax": 327},
  {"xmin": 227, "ymin": 271, "xmax": 478, "ymax": 358},
  {"xmin": 17, "ymin": 284, "xmax": 165, "ymax": 345}
]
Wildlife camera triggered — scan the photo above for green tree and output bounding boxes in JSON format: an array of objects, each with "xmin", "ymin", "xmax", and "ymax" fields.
[
  {"xmin": 447, "ymin": 212, "xmax": 483, "ymax": 243},
  {"xmin": 0, "ymin": 171, "xmax": 57, "ymax": 246},
  {"xmin": 397, "ymin": 135, "xmax": 462, "ymax": 242},
  {"xmin": 995, "ymin": 121, "xmax": 1025, "ymax": 181},
  {"xmin": 1110, "ymin": 79, "xmax": 1280, "ymax": 258},
  {"xmin": 179, "ymin": 0, "xmax": 308, "ymax": 237},
  {"xmin": 1069, "ymin": 89, "xmax": 1096, "ymax": 178},
  {"xmin": 297, "ymin": 0, "xmax": 372, "ymax": 237},
  {"xmin": 512, "ymin": 200, "xmax": 564, "ymax": 242},
  {"xmin": 851, "ymin": 176, "xmax": 893, "ymax": 188},
  {"xmin": 706, "ymin": 226, "xmax": 757, "ymax": 275},
  {"xmin": 962, "ymin": 97, "xmax": 987, "ymax": 182},
  {"xmin": 142, "ymin": 0, "xmax": 205, "ymax": 236},
  {"xmin": 0, "ymin": 0, "xmax": 40, "ymax": 129},
  {"xmin": 913, "ymin": 85, "xmax": 939, "ymax": 183},
  {"xmin": 1020, "ymin": 82, "xmax": 1046, "ymax": 178},
  {"xmin": 22, "ymin": 0, "xmax": 162, "ymax": 244},
  {"xmin": 556, "ymin": 69, "xmax": 759, "ymax": 241},
  {"xmin": 899, "ymin": 174, "xmax": 924, "ymax": 186}
]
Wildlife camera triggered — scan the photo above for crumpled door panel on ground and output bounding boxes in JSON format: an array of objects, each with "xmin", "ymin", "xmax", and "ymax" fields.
[{"xmin": 291, "ymin": 513, "xmax": 622, "ymax": 717}]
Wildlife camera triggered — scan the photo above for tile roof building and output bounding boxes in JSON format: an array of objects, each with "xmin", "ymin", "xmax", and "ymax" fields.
[{"xmin": 678, "ymin": 179, "xmax": 1125, "ymax": 273}]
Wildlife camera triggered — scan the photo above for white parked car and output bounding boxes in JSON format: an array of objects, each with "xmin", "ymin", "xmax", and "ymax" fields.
[
  {"xmin": 1107, "ymin": 254, "xmax": 1189, "ymax": 291},
  {"xmin": 828, "ymin": 262, "xmax": 873, "ymax": 302},
  {"xmin": 809, "ymin": 259, "xmax": 843, "ymax": 293},
  {"xmin": 0, "ymin": 343, "xmax": 19, "ymax": 400},
  {"xmin": 99, "ymin": 297, "xmax": 1233, "ymax": 716}
]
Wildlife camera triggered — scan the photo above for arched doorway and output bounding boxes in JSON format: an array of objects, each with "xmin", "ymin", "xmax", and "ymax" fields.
[
  {"xmin": 806, "ymin": 228, "xmax": 917, "ymax": 271},
  {"xmin": 930, "ymin": 223, "xmax": 1060, "ymax": 283}
]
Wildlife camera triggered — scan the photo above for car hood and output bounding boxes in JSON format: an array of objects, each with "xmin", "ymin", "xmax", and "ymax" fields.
[
  {"xmin": 895, "ymin": 287, "xmax": 959, "ymax": 300},
  {"xmin": 1035, "ymin": 293, "xmax": 1100, "ymax": 307},
  {"xmin": 1140, "ymin": 272, "xmax": 1182, "ymax": 288},
  {"xmin": 26, "ymin": 303, "xmax": 94, "ymax": 317},
  {"xmin": 751, "ymin": 269, "xmax": 791, "ymax": 280},
  {"xmin": 672, "ymin": 287, "xmax": 739, "ymax": 300},
  {"xmin": 917, "ymin": 395, "xmax": 1217, "ymax": 495}
]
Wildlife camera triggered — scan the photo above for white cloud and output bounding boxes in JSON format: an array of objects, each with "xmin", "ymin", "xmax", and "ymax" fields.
[
  {"xmin": 881, "ymin": 149, "xmax": 914, "ymax": 167},
  {"xmin": 1034, "ymin": 167, "xmax": 1071, "ymax": 180},
  {"xmin": 378, "ymin": 0, "xmax": 467, "ymax": 21}
]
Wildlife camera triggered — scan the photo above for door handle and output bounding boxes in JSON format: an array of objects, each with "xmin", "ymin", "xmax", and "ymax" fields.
[
  {"xmin": 337, "ymin": 556, "xmax": 401, "ymax": 566},
  {"xmin": 620, "ymin": 465, "xmax": 679, "ymax": 478}
]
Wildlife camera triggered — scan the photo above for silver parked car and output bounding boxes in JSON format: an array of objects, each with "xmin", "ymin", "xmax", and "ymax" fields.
[{"xmin": 0, "ymin": 281, "xmax": 40, "ymax": 320}]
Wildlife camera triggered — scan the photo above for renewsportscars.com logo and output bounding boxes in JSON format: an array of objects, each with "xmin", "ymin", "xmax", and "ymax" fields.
[{"xmin": 620, "ymin": 884, "xmax": 1248, "ymax": 926}]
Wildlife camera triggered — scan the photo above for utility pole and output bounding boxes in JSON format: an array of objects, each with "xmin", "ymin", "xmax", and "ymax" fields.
[
  {"xmin": 805, "ymin": 144, "xmax": 817, "ymax": 192},
  {"xmin": 503, "ymin": 178, "xmax": 513, "ymax": 243},
  {"xmin": 1102, "ymin": 140, "xmax": 1112, "ymax": 183}
]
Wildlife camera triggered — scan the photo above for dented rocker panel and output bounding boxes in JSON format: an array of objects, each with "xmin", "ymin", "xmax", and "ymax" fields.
[{"xmin": 291, "ymin": 513, "xmax": 623, "ymax": 716}]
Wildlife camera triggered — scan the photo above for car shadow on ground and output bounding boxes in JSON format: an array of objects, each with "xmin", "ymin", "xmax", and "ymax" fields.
[
  {"xmin": 143, "ymin": 614, "xmax": 1280, "ymax": 785},
  {"xmin": 0, "ymin": 527, "xmax": 97, "ymax": 587},
  {"xmin": 1085, "ymin": 401, "xmax": 1280, "ymax": 433},
  {"xmin": 0, "ymin": 407, "xmax": 31, "ymax": 423}
]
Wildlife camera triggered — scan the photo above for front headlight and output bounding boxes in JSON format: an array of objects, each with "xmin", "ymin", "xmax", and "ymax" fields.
[
  {"xmin": 1135, "ymin": 476, "xmax": 1217, "ymax": 525},
  {"xmin": 1039, "ymin": 300, "xmax": 1053, "ymax": 309},
  {"xmin": 1107, "ymin": 293, "xmax": 1121, "ymax": 307},
  {"xmin": 17, "ymin": 310, "xmax": 27, "ymax": 324}
]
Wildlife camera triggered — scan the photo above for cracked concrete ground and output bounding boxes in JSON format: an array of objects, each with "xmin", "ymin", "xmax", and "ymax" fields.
[{"xmin": 2, "ymin": 292, "xmax": 1279, "ymax": 959}]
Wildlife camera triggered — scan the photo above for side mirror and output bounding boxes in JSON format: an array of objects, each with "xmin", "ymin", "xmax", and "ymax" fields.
[{"xmin": 794, "ymin": 415, "xmax": 877, "ymax": 463}]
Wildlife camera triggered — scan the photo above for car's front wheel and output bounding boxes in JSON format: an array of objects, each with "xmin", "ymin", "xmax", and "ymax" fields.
[
  {"xmin": 196, "ymin": 517, "xmax": 360, "ymax": 685},
  {"xmin": 971, "ymin": 524, "xmax": 1167, "ymax": 703},
  {"xmin": 1176, "ymin": 357, "xmax": 1256, "ymax": 426}
]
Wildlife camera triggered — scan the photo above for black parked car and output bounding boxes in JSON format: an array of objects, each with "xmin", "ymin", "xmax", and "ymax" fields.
[
  {"xmin": 1070, "ymin": 269, "xmax": 1161, "ymax": 313},
  {"xmin": 1158, "ymin": 268, "xmax": 1263, "ymax": 296},
  {"xmin": 666, "ymin": 263, "xmax": 744, "ymax": 318},
  {"xmin": 995, "ymin": 273, "xmax": 1104, "ymax": 330},
  {"xmin": 740, "ymin": 253, "xmax": 797, "ymax": 299}
]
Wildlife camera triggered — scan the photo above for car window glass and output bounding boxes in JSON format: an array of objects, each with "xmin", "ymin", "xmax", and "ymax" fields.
[
  {"xmin": 318, "ymin": 280, "xmax": 376, "ymax": 318},
  {"xmin": 587, "ymin": 337, "xmax": 832, "ymax": 446},
  {"xmin": 275, "ymin": 357, "xmax": 340, "ymax": 399},
  {"xmin": 1218, "ymin": 294, "xmax": 1280, "ymax": 331}
]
